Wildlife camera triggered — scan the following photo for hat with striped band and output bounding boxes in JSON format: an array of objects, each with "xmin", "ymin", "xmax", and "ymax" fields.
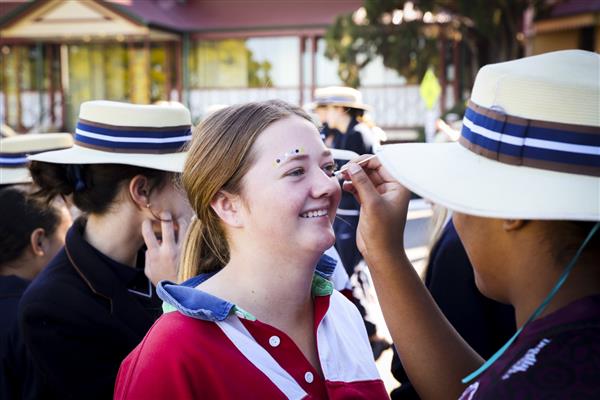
[
  {"xmin": 1, "ymin": 133, "xmax": 73, "ymax": 185},
  {"xmin": 29, "ymin": 100, "xmax": 192, "ymax": 172},
  {"xmin": 306, "ymin": 86, "xmax": 371, "ymax": 111},
  {"xmin": 376, "ymin": 49, "xmax": 600, "ymax": 221}
]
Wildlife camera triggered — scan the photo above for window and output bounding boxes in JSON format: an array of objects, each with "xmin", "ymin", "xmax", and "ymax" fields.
[{"xmin": 189, "ymin": 37, "xmax": 300, "ymax": 88}]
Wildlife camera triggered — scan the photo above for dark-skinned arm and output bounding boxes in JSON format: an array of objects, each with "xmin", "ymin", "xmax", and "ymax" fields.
[{"xmin": 342, "ymin": 158, "xmax": 483, "ymax": 400}]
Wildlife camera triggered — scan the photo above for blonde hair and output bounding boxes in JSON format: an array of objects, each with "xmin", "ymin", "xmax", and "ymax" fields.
[{"xmin": 178, "ymin": 100, "xmax": 315, "ymax": 281}]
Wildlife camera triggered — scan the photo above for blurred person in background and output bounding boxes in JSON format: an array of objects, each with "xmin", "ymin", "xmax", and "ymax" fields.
[
  {"xmin": 313, "ymin": 87, "xmax": 391, "ymax": 359},
  {"xmin": 1, "ymin": 133, "xmax": 73, "ymax": 399},
  {"xmin": 18, "ymin": 101, "xmax": 193, "ymax": 399}
]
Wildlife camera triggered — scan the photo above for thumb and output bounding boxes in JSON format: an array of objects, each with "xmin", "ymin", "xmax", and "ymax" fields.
[{"xmin": 347, "ymin": 163, "xmax": 378, "ymax": 206}]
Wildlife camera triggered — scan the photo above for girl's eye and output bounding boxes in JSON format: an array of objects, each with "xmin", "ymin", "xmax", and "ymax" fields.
[
  {"xmin": 286, "ymin": 168, "xmax": 305, "ymax": 177},
  {"xmin": 323, "ymin": 163, "xmax": 337, "ymax": 177}
]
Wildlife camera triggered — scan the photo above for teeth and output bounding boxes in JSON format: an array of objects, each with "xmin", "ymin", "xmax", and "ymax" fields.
[{"xmin": 300, "ymin": 209, "xmax": 328, "ymax": 218}]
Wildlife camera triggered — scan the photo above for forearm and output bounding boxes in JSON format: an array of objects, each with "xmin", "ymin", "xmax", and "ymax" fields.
[{"xmin": 368, "ymin": 252, "xmax": 483, "ymax": 400}]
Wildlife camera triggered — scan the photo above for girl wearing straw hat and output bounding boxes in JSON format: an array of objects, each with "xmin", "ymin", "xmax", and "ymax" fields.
[
  {"xmin": 114, "ymin": 100, "xmax": 388, "ymax": 399},
  {"xmin": 18, "ymin": 101, "xmax": 193, "ymax": 399},
  {"xmin": 340, "ymin": 50, "xmax": 600, "ymax": 399},
  {"xmin": 313, "ymin": 86, "xmax": 391, "ymax": 357},
  {"xmin": 1, "ymin": 133, "xmax": 73, "ymax": 399}
]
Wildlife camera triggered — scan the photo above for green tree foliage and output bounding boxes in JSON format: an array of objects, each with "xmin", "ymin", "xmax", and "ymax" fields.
[{"xmin": 325, "ymin": 0, "xmax": 549, "ymax": 86}]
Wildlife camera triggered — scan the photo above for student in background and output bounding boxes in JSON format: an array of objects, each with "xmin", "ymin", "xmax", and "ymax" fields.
[
  {"xmin": 19, "ymin": 101, "xmax": 193, "ymax": 399},
  {"xmin": 0, "ymin": 133, "xmax": 73, "ymax": 399}
]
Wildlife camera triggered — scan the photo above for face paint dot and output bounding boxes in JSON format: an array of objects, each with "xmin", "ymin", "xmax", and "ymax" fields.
[
  {"xmin": 276, "ymin": 159, "xmax": 280, "ymax": 163},
  {"xmin": 295, "ymin": 149, "xmax": 299, "ymax": 153}
]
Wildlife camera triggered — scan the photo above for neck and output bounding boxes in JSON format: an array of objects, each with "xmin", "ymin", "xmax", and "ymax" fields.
[
  {"xmin": 337, "ymin": 114, "xmax": 352, "ymax": 134},
  {"xmin": 0, "ymin": 255, "xmax": 39, "ymax": 281},
  {"xmin": 84, "ymin": 210, "xmax": 144, "ymax": 268},
  {"xmin": 510, "ymin": 252, "xmax": 600, "ymax": 327},
  {"xmin": 199, "ymin": 244, "xmax": 320, "ymax": 326}
]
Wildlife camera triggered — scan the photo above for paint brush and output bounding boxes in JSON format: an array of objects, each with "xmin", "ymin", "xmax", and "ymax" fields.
[{"xmin": 333, "ymin": 154, "xmax": 377, "ymax": 180}]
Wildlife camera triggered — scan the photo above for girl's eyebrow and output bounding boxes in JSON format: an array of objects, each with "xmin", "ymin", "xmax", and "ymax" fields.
[{"xmin": 276, "ymin": 150, "xmax": 332, "ymax": 167}]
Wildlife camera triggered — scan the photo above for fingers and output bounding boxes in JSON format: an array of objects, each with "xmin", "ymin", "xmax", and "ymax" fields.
[
  {"xmin": 160, "ymin": 211, "xmax": 175, "ymax": 245},
  {"xmin": 141, "ymin": 219, "xmax": 159, "ymax": 250},
  {"xmin": 345, "ymin": 163, "xmax": 379, "ymax": 206},
  {"xmin": 177, "ymin": 215, "xmax": 190, "ymax": 246}
]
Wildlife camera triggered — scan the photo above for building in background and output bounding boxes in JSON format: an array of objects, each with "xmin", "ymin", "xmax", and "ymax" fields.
[
  {"xmin": 2, "ymin": 0, "xmax": 428, "ymax": 134},
  {"xmin": 2, "ymin": 0, "xmax": 596, "ymax": 135},
  {"xmin": 527, "ymin": 0, "xmax": 600, "ymax": 56}
]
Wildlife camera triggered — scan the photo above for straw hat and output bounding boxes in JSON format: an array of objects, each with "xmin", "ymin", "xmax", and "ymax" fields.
[
  {"xmin": 308, "ymin": 86, "xmax": 371, "ymax": 111},
  {"xmin": 1, "ymin": 133, "xmax": 73, "ymax": 185},
  {"xmin": 376, "ymin": 50, "xmax": 600, "ymax": 221},
  {"xmin": 29, "ymin": 101, "xmax": 192, "ymax": 173}
]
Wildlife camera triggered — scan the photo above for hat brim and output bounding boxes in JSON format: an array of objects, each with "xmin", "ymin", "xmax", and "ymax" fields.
[
  {"xmin": 376, "ymin": 143, "xmax": 600, "ymax": 221},
  {"xmin": 28, "ymin": 145, "xmax": 187, "ymax": 173},
  {"xmin": 0, "ymin": 167, "xmax": 32, "ymax": 185}
]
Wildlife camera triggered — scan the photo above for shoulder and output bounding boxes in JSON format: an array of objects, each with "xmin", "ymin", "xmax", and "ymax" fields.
[
  {"xmin": 19, "ymin": 250, "xmax": 104, "ymax": 328},
  {"xmin": 115, "ymin": 313, "xmax": 223, "ymax": 399},
  {"xmin": 120, "ymin": 312, "xmax": 224, "ymax": 368},
  {"xmin": 480, "ymin": 322, "xmax": 600, "ymax": 398}
]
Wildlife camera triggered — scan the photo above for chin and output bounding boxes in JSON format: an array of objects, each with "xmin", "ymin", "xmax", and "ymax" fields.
[{"xmin": 317, "ymin": 231, "xmax": 337, "ymax": 253}]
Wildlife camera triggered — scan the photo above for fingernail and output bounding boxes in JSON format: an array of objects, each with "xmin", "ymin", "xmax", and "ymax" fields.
[{"xmin": 348, "ymin": 163, "xmax": 361, "ymax": 175}]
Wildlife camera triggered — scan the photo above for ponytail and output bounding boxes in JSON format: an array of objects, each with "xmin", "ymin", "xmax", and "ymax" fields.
[{"xmin": 178, "ymin": 213, "xmax": 230, "ymax": 281}]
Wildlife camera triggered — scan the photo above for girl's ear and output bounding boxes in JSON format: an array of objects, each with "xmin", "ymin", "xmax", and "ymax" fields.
[
  {"xmin": 210, "ymin": 191, "xmax": 243, "ymax": 228},
  {"xmin": 30, "ymin": 228, "xmax": 47, "ymax": 257},
  {"xmin": 502, "ymin": 219, "xmax": 527, "ymax": 232},
  {"xmin": 128, "ymin": 175, "xmax": 150, "ymax": 209}
]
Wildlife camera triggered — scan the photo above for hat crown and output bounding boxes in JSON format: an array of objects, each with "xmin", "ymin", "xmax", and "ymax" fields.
[
  {"xmin": 0, "ymin": 133, "xmax": 73, "ymax": 154},
  {"xmin": 80, "ymin": 100, "xmax": 191, "ymax": 127},
  {"xmin": 314, "ymin": 86, "xmax": 363, "ymax": 104},
  {"xmin": 74, "ymin": 101, "xmax": 192, "ymax": 155},
  {"xmin": 471, "ymin": 50, "xmax": 600, "ymax": 127}
]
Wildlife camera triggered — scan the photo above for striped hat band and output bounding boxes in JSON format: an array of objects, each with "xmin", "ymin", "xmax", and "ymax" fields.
[
  {"xmin": 0, "ymin": 153, "xmax": 29, "ymax": 168},
  {"xmin": 459, "ymin": 101, "xmax": 600, "ymax": 177},
  {"xmin": 0, "ymin": 148, "xmax": 68, "ymax": 168},
  {"xmin": 75, "ymin": 119, "xmax": 192, "ymax": 154},
  {"xmin": 314, "ymin": 95, "xmax": 360, "ymax": 104}
]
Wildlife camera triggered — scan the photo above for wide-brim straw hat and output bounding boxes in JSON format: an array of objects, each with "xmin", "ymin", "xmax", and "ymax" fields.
[
  {"xmin": 29, "ymin": 101, "xmax": 192, "ymax": 173},
  {"xmin": 376, "ymin": 50, "xmax": 599, "ymax": 221},
  {"xmin": 307, "ymin": 86, "xmax": 371, "ymax": 111},
  {"xmin": 1, "ymin": 133, "xmax": 73, "ymax": 185}
]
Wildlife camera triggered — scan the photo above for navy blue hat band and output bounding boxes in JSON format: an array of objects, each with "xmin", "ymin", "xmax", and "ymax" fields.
[
  {"xmin": 0, "ymin": 153, "xmax": 28, "ymax": 168},
  {"xmin": 75, "ymin": 120, "xmax": 192, "ymax": 154},
  {"xmin": 459, "ymin": 101, "xmax": 600, "ymax": 177}
]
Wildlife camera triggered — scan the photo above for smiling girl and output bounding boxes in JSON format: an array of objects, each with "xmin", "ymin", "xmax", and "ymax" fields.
[{"xmin": 114, "ymin": 100, "xmax": 387, "ymax": 399}]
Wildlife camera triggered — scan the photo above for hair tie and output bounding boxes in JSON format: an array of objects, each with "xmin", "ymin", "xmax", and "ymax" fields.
[{"xmin": 66, "ymin": 164, "xmax": 87, "ymax": 192}]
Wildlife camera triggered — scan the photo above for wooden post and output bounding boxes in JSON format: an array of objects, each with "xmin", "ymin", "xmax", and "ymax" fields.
[
  {"xmin": 47, "ymin": 43, "xmax": 56, "ymax": 126},
  {"xmin": 174, "ymin": 39, "xmax": 182, "ymax": 102},
  {"xmin": 438, "ymin": 30, "xmax": 447, "ymax": 114},
  {"xmin": 299, "ymin": 36, "xmax": 305, "ymax": 106},
  {"xmin": 164, "ymin": 42, "xmax": 172, "ymax": 101},
  {"xmin": 16, "ymin": 46, "xmax": 23, "ymax": 132},
  {"xmin": 59, "ymin": 44, "xmax": 69, "ymax": 131},
  {"xmin": 311, "ymin": 36, "xmax": 317, "ymax": 98},
  {"xmin": 36, "ymin": 42, "xmax": 44, "ymax": 127},
  {"xmin": 1, "ymin": 45, "xmax": 9, "ymax": 128},
  {"xmin": 144, "ymin": 35, "xmax": 151, "ymax": 103},
  {"xmin": 452, "ymin": 39, "xmax": 460, "ymax": 105}
]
